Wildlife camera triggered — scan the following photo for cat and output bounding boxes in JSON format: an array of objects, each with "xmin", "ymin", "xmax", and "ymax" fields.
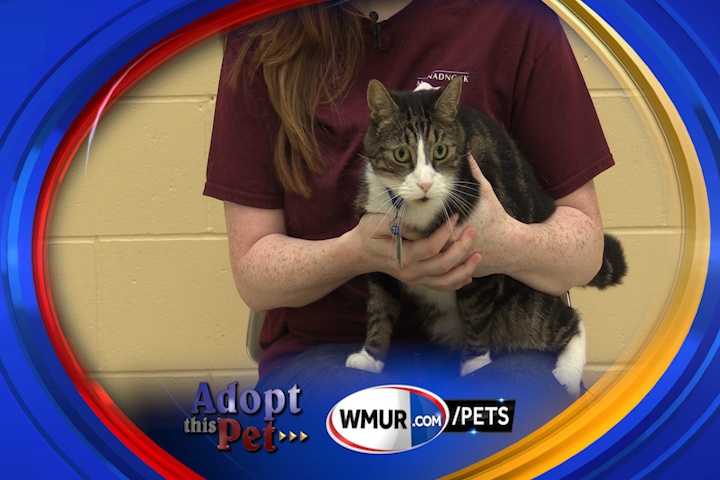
[{"xmin": 345, "ymin": 77, "xmax": 627, "ymax": 396}]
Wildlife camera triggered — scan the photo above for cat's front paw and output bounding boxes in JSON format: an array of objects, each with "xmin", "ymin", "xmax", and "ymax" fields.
[
  {"xmin": 345, "ymin": 348, "xmax": 385, "ymax": 373},
  {"xmin": 552, "ymin": 365, "xmax": 583, "ymax": 397},
  {"xmin": 460, "ymin": 353, "xmax": 492, "ymax": 376}
]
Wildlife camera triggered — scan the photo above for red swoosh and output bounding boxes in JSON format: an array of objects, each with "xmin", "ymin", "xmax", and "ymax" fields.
[{"xmin": 32, "ymin": 1, "xmax": 321, "ymax": 477}]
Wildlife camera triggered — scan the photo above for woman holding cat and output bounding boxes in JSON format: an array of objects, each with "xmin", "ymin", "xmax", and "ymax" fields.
[{"xmin": 204, "ymin": 0, "xmax": 614, "ymax": 408}]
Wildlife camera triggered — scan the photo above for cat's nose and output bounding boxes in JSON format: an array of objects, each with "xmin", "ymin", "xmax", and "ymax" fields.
[{"xmin": 417, "ymin": 180, "xmax": 433, "ymax": 193}]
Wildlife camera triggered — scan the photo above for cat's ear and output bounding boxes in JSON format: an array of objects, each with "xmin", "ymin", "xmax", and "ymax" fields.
[
  {"xmin": 367, "ymin": 79, "xmax": 398, "ymax": 124},
  {"xmin": 434, "ymin": 76, "xmax": 463, "ymax": 122}
]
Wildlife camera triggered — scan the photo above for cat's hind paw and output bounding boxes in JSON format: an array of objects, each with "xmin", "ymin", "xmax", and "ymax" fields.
[
  {"xmin": 552, "ymin": 365, "xmax": 583, "ymax": 397},
  {"xmin": 460, "ymin": 353, "xmax": 492, "ymax": 376},
  {"xmin": 345, "ymin": 348, "xmax": 385, "ymax": 373},
  {"xmin": 554, "ymin": 324, "xmax": 586, "ymax": 398}
]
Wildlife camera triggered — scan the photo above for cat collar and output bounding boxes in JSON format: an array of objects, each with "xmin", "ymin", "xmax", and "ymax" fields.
[{"xmin": 385, "ymin": 187, "xmax": 404, "ymax": 237}]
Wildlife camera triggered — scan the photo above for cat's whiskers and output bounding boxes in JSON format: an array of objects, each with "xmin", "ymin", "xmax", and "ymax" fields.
[
  {"xmin": 446, "ymin": 192, "xmax": 474, "ymax": 218},
  {"xmin": 368, "ymin": 188, "xmax": 399, "ymax": 207},
  {"xmin": 451, "ymin": 188, "xmax": 480, "ymax": 195},
  {"xmin": 450, "ymin": 189, "xmax": 481, "ymax": 202},
  {"xmin": 451, "ymin": 181, "xmax": 481, "ymax": 190},
  {"xmin": 445, "ymin": 198, "xmax": 467, "ymax": 218},
  {"xmin": 440, "ymin": 203, "xmax": 453, "ymax": 238},
  {"xmin": 449, "ymin": 191, "xmax": 476, "ymax": 212},
  {"xmin": 365, "ymin": 187, "xmax": 410, "ymax": 239},
  {"xmin": 450, "ymin": 181, "xmax": 482, "ymax": 197},
  {"xmin": 368, "ymin": 204, "xmax": 399, "ymax": 239},
  {"xmin": 448, "ymin": 185, "xmax": 479, "ymax": 200}
]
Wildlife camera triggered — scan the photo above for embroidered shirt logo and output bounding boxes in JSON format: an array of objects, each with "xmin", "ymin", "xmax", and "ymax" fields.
[{"xmin": 416, "ymin": 69, "xmax": 470, "ymax": 90}]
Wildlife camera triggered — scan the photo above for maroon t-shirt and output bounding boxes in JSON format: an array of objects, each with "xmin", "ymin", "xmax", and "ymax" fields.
[{"xmin": 203, "ymin": 0, "xmax": 615, "ymax": 374}]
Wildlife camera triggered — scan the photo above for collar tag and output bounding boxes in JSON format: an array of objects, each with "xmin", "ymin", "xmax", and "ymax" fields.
[{"xmin": 386, "ymin": 188, "xmax": 404, "ymax": 268}]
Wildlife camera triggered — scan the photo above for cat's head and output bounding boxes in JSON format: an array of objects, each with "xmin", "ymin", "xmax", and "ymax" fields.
[{"xmin": 362, "ymin": 77, "xmax": 468, "ymax": 219}]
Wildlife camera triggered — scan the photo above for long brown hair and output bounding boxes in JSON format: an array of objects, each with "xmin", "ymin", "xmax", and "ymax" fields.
[{"xmin": 233, "ymin": 3, "xmax": 365, "ymax": 197}]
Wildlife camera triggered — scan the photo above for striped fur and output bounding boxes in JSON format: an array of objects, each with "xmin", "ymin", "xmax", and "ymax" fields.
[{"xmin": 348, "ymin": 78, "xmax": 627, "ymax": 387}]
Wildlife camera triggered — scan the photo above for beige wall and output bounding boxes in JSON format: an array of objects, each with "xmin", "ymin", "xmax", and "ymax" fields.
[{"xmin": 47, "ymin": 17, "xmax": 684, "ymax": 399}]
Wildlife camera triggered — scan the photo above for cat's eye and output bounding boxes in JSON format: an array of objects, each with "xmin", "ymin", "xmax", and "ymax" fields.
[
  {"xmin": 434, "ymin": 143, "xmax": 448, "ymax": 161},
  {"xmin": 393, "ymin": 146, "xmax": 411, "ymax": 164}
]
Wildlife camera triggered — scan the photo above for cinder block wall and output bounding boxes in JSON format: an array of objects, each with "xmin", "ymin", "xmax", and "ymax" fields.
[{"xmin": 47, "ymin": 17, "xmax": 683, "ymax": 400}]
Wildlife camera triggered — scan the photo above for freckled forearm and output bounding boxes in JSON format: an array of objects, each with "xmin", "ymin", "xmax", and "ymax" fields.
[
  {"xmin": 504, "ymin": 206, "xmax": 604, "ymax": 296},
  {"xmin": 232, "ymin": 232, "xmax": 365, "ymax": 311}
]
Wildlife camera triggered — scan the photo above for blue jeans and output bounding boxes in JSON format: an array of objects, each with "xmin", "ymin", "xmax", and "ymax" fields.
[{"xmin": 258, "ymin": 341, "xmax": 575, "ymax": 404}]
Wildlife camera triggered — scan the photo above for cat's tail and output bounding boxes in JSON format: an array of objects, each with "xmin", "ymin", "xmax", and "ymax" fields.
[{"xmin": 587, "ymin": 234, "xmax": 627, "ymax": 289}]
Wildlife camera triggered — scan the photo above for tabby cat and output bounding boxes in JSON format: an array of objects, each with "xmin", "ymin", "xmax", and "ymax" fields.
[{"xmin": 345, "ymin": 77, "xmax": 627, "ymax": 396}]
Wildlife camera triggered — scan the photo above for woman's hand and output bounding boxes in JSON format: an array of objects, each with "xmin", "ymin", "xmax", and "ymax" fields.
[
  {"xmin": 460, "ymin": 153, "xmax": 524, "ymax": 278},
  {"xmin": 458, "ymin": 153, "xmax": 607, "ymax": 295},
  {"xmin": 348, "ymin": 212, "xmax": 482, "ymax": 290}
]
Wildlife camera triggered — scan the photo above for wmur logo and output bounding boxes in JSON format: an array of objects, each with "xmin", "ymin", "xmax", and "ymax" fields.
[{"xmin": 326, "ymin": 385, "xmax": 448, "ymax": 454}]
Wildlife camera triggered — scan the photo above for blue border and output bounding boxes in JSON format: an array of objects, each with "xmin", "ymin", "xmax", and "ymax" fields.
[
  {"xmin": 543, "ymin": 0, "xmax": 720, "ymax": 478},
  {"xmin": 0, "ymin": 1, "xmax": 236, "ymax": 477}
]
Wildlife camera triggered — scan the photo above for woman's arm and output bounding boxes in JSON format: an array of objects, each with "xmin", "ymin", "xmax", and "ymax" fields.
[
  {"xmin": 225, "ymin": 202, "xmax": 480, "ymax": 311},
  {"xmin": 500, "ymin": 182, "xmax": 604, "ymax": 295},
  {"xmin": 410, "ymin": 155, "xmax": 604, "ymax": 296},
  {"xmin": 225, "ymin": 203, "xmax": 360, "ymax": 311},
  {"xmin": 462, "ymin": 156, "xmax": 604, "ymax": 296}
]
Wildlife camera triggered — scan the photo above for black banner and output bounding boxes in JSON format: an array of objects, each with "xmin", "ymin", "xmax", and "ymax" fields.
[{"xmin": 443, "ymin": 400, "xmax": 516, "ymax": 432}]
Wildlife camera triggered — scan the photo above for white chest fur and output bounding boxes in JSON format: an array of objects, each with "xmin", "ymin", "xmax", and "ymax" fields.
[{"xmin": 362, "ymin": 165, "xmax": 465, "ymax": 348}]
